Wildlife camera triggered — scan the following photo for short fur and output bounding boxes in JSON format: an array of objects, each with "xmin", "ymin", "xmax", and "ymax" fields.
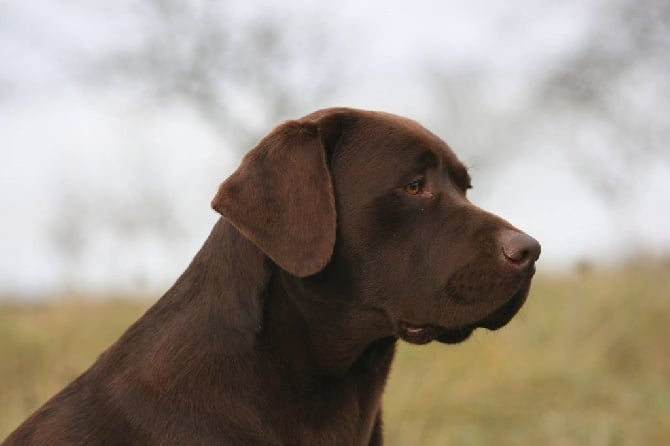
[{"xmin": 4, "ymin": 107, "xmax": 540, "ymax": 445}]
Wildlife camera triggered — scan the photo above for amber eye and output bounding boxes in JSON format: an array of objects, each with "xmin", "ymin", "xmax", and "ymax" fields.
[{"xmin": 404, "ymin": 179, "xmax": 425, "ymax": 195}]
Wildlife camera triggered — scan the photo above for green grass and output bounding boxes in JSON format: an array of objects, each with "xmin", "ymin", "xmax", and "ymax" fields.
[{"xmin": 1, "ymin": 266, "xmax": 669, "ymax": 444}]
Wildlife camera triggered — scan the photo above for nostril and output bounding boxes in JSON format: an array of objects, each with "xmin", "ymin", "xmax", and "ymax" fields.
[{"xmin": 500, "ymin": 231, "xmax": 541, "ymax": 266}]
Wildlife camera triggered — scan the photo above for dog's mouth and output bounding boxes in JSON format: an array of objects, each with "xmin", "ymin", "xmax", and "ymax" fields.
[
  {"xmin": 398, "ymin": 322, "xmax": 445, "ymax": 345},
  {"xmin": 398, "ymin": 275, "xmax": 533, "ymax": 345}
]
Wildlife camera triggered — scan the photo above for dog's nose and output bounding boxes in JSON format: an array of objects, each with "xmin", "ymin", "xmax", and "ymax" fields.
[{"xmin": 499, "ymin": 230, "xmax": 541, "ymax": 268}]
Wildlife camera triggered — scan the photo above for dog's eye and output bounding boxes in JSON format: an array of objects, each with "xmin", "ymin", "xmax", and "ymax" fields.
[{"xmin": 404, "ymin": 179, "xmax": 425, "ymax": 195}]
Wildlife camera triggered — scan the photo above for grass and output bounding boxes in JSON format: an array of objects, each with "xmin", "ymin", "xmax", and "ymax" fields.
[{"xmin": 1, "ymin": 265, "xmax": 669, "ymax": 444}]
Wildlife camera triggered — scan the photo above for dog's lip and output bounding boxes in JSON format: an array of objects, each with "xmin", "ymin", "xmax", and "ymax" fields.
[
  {"xmin": 399, "ymin": 321, "xmax": 431, "ymax": 334},
  {"xmin": 410, "ymin": 275, "xmax": 533, "ymax": 344},
  {"xmin": 398, "ymin": 321, "xmax": 472, "ymax": 345},
  {"xmin": 398, "ymin": 272, "xmax": 534, "ymax": 344},
  {"xmin": 479, "ymin": 276, "xmax": 532, "ymax": 330},
  {"xmin": 403, "ymin": 323, "xmax": 427, "ymax": 334},
  {"xmin": 398, "ymin": 321, "xmax": 439, "ymax": 344}
]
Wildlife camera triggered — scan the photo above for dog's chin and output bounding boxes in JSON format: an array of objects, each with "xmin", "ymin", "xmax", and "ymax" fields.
[{"xmin": 400, "ymin": 276, "xmax": 533, "ymax": 346}]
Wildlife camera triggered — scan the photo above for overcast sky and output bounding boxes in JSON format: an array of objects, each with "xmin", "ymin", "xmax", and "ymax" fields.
[{"xmin": 1, "ymin": 0, "xmax": 668, "ymax": 296}]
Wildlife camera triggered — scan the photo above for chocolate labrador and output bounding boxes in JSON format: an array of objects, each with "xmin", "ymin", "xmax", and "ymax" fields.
[{"xmin": 4, "ymin": 107, "xmax": 540, "ymax": 445}]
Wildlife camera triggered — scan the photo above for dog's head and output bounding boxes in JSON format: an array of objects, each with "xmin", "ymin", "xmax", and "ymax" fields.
[{"xmin": 212, "ymin": 107, "xmax": 539, "ymax": 344}]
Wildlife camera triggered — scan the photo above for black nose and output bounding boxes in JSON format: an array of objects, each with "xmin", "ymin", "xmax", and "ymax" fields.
[{"xmin": 499, "ymin": 230, "xmax": 541, "ymax": 268}]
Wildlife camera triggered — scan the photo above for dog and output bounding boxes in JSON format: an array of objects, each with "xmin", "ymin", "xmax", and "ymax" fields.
[{"xmin": 4, "ymin": 107, "xmax": 540, "ymax": 445}]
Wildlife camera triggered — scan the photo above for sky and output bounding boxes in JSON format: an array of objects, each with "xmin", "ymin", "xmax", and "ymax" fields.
[{"xmin": 1, "ymin": 0, "xmax": 668, "ymax": 296}]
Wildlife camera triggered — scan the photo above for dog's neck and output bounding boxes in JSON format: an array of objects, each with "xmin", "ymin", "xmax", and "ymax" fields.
[
  {"xmin": 161, "ymin": 218, "xmax": 271, "ymax": 347},
  {"xmin": 166, "ymin": 219, "xmax": 396, "ymax": 385},
  {"xmin": 261, "ymin": 265, "xmax": 397, "ymax": 381}
]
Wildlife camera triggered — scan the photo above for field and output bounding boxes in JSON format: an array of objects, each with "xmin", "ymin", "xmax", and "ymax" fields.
[{"xmin": 1, "ymin": 265, "xmax": 668, "ymax": 444}]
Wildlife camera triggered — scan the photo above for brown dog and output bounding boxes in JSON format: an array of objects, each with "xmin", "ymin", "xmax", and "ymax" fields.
[{"xmin": 4, "ymin": 108, "xmax": 540, "ymax": 445}]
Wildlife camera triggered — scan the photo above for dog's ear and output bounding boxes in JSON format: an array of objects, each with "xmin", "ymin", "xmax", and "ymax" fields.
[{"xmin": 212, "ymin": 114, "xmax": 343, "ymax": 278}]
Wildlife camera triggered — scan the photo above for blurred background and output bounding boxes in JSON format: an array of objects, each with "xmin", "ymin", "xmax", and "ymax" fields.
[{"xmin": 1, "ymin": 0, "xmax": 668, "ymax": 444}]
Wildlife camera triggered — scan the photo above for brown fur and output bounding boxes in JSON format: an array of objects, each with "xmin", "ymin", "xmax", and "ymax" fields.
[{"xmin": 4, "ymin": 107, "xmax": 540, "ymax": 445}]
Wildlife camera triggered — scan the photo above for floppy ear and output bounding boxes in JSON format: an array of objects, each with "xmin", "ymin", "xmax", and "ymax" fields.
[{"xmin": 212, "ymin": 115, "xmax": 342, "ymax": 277}]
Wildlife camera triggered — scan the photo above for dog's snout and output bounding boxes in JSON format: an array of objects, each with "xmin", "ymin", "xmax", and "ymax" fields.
[{"xmin": 499, "ymin": 230, "xmax": 541, "ymax": 268}]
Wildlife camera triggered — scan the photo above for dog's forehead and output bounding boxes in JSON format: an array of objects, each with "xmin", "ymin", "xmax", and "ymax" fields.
[
  {"xmin": 371, "ymin": 111, "xmax": 451, "ymax": 151},
  {"xmin": 332, "ymin": 108, "xmax": 463, "ymax": 171}
]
